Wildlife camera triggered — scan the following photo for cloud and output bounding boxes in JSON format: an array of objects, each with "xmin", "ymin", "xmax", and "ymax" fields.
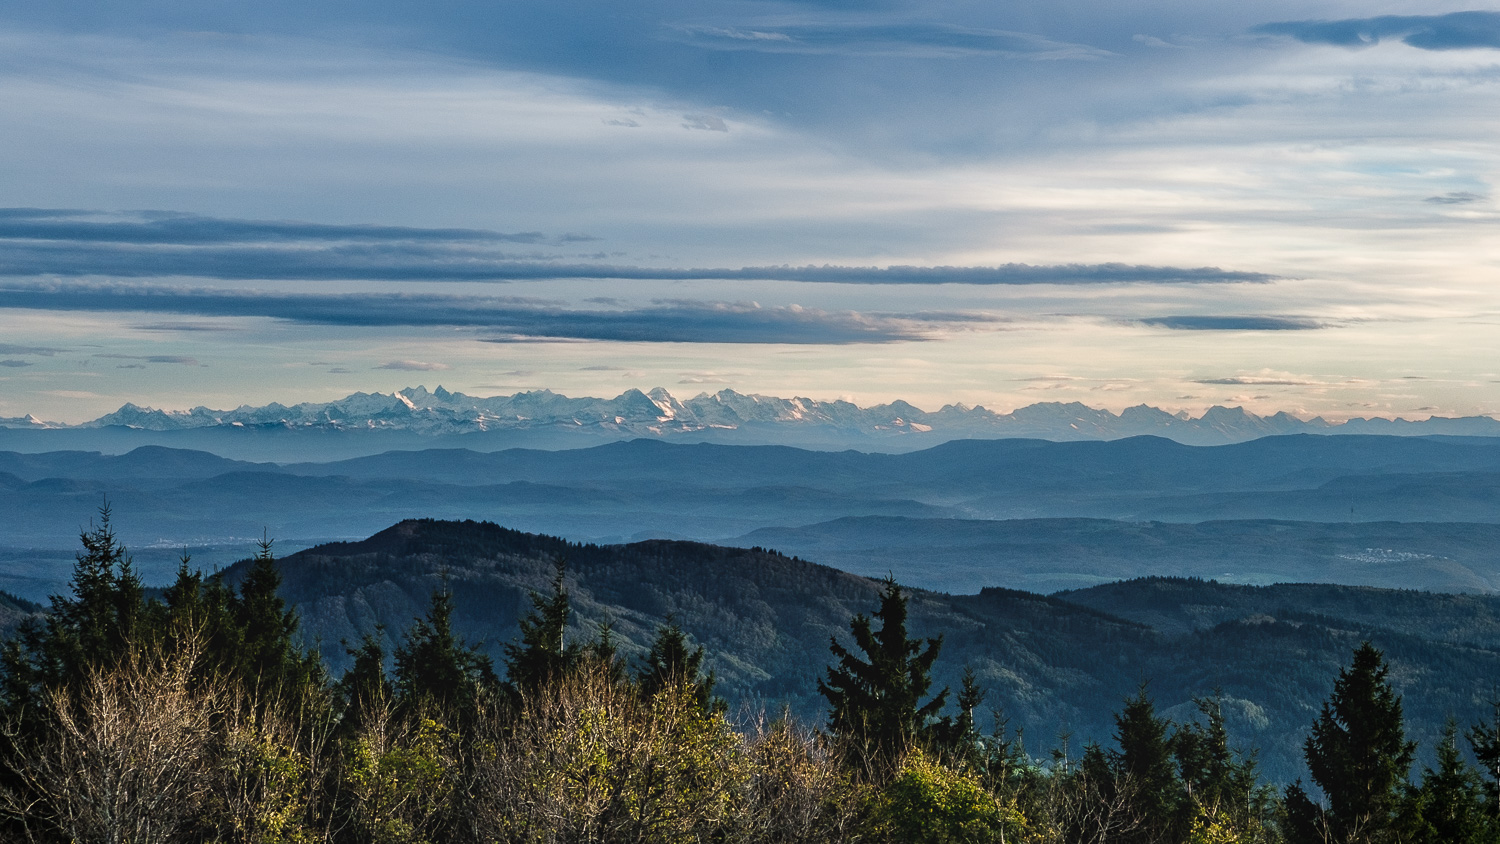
[
  {"xmin": 0, "ymin": 207, "xmax": 553, "ymax": 245},
  {"xmin": 0, "ymin": 360, "xmax": 33, "ymax": 368},
  {"xmin": 1194, "ymin": 376, "xmax": 1321, "ymax": 386},
  {"xmin": 1131, "ymin": 34, "xmax": 1184, "ymax": 50},
  {"xmin": 1136, "ymin": 316, "xmax": 1324, "ymax": 331},
  {"xmin": 1254, "ymin": 12, "xmax": 1500, "ymax": 51},
  {"xmin": 1425, "ymin": 191, "xmax": 1485, "ymax": 205},
  {"xmin": 92, "ymin": 353, "xmax": 202, "ymax": 366},
  {"xmin": 378, "ymin": 360, "xmax": 451, "ymax": 371},
  {"xmin": 0, "ymin": 343, "xmax": 66, "ymax": 356},
  {"xmin": 682, "ymin": 114, "xmax": 728, "ymax": 132},
  {"xmin": 667, "ymin": 21, "xmax": 1111, "ymax": 60},
  {"xmin": 0, "ymin": 281, "xmax": 983, "ymax": 344},
  {"xmin": 0, "ymin": 209, "xmax": 1277, "ymax": 286}
]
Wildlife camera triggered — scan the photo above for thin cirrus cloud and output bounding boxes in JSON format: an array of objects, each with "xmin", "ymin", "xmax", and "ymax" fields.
[
  {"xmin": 0, "ymin": 343, "xmax": 66, "ymax": 356},
  {"xmin": 0, "ymin": 208, "xmax": 1275, "ymax": 286},
  {"xmin": 92, "ymin": 353, "xmax": 202, "ymax": 366},
  {"xmin": 665, "ymin": 22, "xmax": 1112, "ymax": 60},
  {"xmin": 1425, "ymin": 192, "xmax": 1486, "ymax": 205},
  {"xmin": 1194, "ymin": 376, "xmax": 1322, "ymax": 386},
  {"xmin": 1254, "ymin": 11, "xmax": 1500, "ymax": 51},
  {"xmin": 0, "ymin": 282, "xmax": 985, "ymax": 345},
  {"xmin": 378, "ymin": 360, "xmax": 451, "ymax": 371},
  {"xmin": 1135, "ymin": 316, "xmax": 1325, "ymax": 331},
  {"xmin": 0, "ymin": 208, "xmax": 573, "ymax": 245}
]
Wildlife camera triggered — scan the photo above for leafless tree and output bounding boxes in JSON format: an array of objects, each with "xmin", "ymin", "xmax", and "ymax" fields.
[{"xmin": 0, "ymin": 636, "xmax": 222, "ymax": 844}]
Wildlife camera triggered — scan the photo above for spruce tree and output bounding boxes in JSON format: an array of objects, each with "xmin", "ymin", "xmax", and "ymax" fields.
[
  {"xmin": 1471, "ymin": 700, "xmax": 1500, "ymax": 821},
  {"xmin": 638, "ymin": 619, "xmax": 722, "ymax": 713},
  {"xmin": 503, "ymin": 558, "xmax": 581, "ymax": 697},
  {"xmin": 1, "ymin": 503, "xmax": 144, "ymax": 710},
  {"xmin": 818, "ymin": 576, "xmax": 947, "ymax": 770},
  {"xmin": 1412, "ymin": 720, "xmax": 1494, "ymax": 844},
  {"xmin": 1288, "ymin": 642, "xmax": 1415, "ymax": 844},
  {"xmin": 1111, "ymin": 684, "xmax": 1185, "ymax": 844},
  {"xmin": 394, "ymin": 586, "xmax": 496, "ymax": 714},
  {"xmin": 232, "ymin": 536, "xmax": 320, "ymax": 704}
]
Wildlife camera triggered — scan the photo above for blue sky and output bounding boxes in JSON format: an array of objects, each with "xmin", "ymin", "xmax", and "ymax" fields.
[{"xmin": 1, "ymin": 1, "xmax": 1497, "ymax": 422}]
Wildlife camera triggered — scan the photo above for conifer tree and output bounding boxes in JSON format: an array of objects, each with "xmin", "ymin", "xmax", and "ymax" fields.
[
  {"xmin": 1471, "ymin": 700, "xmax": 1500, "ymax": 821},
  {"xmin": 1287, "ymin": 642, "xmax": 1415, "ymax": 844},
  {"xmin": 394, "ymin": 586, "xmax": 496, "ymax": 714},
  {"xmin": 1, "ymin": 503, "xmax": 143, "ymax": 710},
  {"xmin": 1111, "ymin": 684, "xmax": 1185, "ymax": 844},
  {"xmin": 1412, "ymin": 720, "xmax": 1494, "ymax": 844},
  {"xmin": 638, "ymin": 618, "xmax": 722, "ymax": 714},
  {"xmin": 337, "ymin": 630, "xmax": 393, "ymax": 733},
  {"xmin": 232, "ymin": 536, "xmax": 321, "ymax": 704},
  {"xmin": 931, "ymin": 667, "xmax": 986, "ymax": 769},
  {"xmin": 818, "ymin": 576, "xmax": 947, "ymax": 770},
  {"xmin": 503, "ymin": 558, "xmax": 581, "ymax": 696}
]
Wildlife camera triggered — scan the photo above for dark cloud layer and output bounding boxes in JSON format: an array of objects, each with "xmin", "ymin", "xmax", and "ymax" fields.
[
  {"xmin": 0, "ymin": 282, "xmax": 979, "ymax": 344},
  {"xmin": 1255, "ymin": 12, "xmax": 1500, "ymax": 51},
  {"xmin": 0, "ymin": 343, "xmax": 66, "ymax": 356},
  {"xmin": 0, "ymin": 209, "xmax": 1275, "ymax": 286},
  {"xmin": 92, "ymin": 353, "xmax": 202, "ymax": 366},
  {"xmin": 0, "ymin": 208, "xmax": 556, "ymax": 245},
  {"xmin": 1136, "ymin": 315, "xmax": 1324, "ymax": 331}
]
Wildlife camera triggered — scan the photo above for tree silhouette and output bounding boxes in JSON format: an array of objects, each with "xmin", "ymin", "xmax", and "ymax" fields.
[
  {"xmin": 1287, "ymin": 641, "xmax": 1415, "ymax": 844},
  {"xmin": 818, "ymin": 576, "xmax": 947, "ymax": 771}
]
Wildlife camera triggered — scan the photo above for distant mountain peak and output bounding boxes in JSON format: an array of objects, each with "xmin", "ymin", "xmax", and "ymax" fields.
[{"xmin": 11, "ymin": 387, "xmax": 1500, "ymax": 447}]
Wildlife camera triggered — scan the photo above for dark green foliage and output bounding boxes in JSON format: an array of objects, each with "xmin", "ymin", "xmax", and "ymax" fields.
[
  {"xmin": 336, "ymin": 630, "xmax": 392, "ymax": 732},
  {"xmin": 1410, "ymin": 720, "xmax": 1496, "ymax": 844},
  {"xmin": 638, "ymin": 618, "xmax": 722, "ymax": 714},
  {"xmin": 1289, "ymin": 641, "xmax": 1416, "ymax": 844},
  {"xmin": 502, "ymin": 557, "xmax": 582, "ymax": 697},
  {"xmin": 819, "ymin": 575, "xmax": 948, "ymax": 770},
  {"xmin": 1110, "ymin": 685, "xmax": 1185, "ymax": 843},
  {"xmin": 1174, "ymin": 696, "xmax": 1261, "ymax": 816},
  {"xmin": 930, "ymin": 667, "xmax": 985, "ymax": 770},
  {"xmin": 1471, "ymin": 700, "xmax": 1500, "ymax": 820},
  {"xmin": 1, "ymin": 505, "xmax": 149, "ymax": 725},
  {"xmin": 393, "ymin": 587, "xmax": 497, "ymax": 715}
]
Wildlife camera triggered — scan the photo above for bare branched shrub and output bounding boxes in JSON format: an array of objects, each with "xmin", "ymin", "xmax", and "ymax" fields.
[
  {"xmin": 0, "ymin": 636, "xmax": 222, "ymax": 844},
  {"xmin": 474, "ymin": 663, "xmax": 746, "ymax": 844},
  {"xmin": 732, "ymin": 713, "xmax": 865, "ymax": 844},
  {"xmin": 213, "ymin": 686, "xmax": 338, "ymax": 844},
  {"xmin": 341, "ymin": 694, "xmax": 461, "ymax": 844}
]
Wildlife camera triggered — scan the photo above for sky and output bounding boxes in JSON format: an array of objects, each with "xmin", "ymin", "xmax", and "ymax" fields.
[{"xmin": 0, "ymin": 0, "xmax": 1498, "ymax": 423}]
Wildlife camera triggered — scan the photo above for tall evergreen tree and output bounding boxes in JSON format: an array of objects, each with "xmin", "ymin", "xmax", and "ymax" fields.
[
  {"xmin": 1472, "ymin": 700, "xmax": 1500, "ymax": 822},
  {"xmin": 393, "ymin": 586, "xmax": 497, "ymax": 714},
  {"xmin": 1411, "ymin": 720, "xmax": 1494, "ymax": 844},
  {"xmin": 1, "ymin": 503, "xmax": 143, "ymax": 710},
  {"xmin": 232, "ymin": 536, "xmax": 321, "ymax": 704},
  {"xmin": 503, "ymin": 558, "xmax": 581, "ymax": 696},
  {"xmin": 818, "ymin": 576, "xmax": 947, "ymax": 771},
  {"xmin": 1286, "ymin": 642, "xmax": 1415, "ymax": 844},
  {"xmin": 638, "ymin": 618, "xmax": 722, "ymax": 713},
  {"xmin": 1111, "ymin": 684, "xmax": 1185, "ymax": 844}
]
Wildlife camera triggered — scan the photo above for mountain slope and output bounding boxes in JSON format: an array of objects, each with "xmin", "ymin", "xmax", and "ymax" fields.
[{"xmin": 230, "ymin": 519, "xmax": 1500, "ymax": 784}]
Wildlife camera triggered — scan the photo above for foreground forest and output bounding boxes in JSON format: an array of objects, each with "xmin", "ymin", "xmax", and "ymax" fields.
[
  {"xmin": 2, "ymin": 512, "xmax": 1500, "ymax": 842},
  {"xmin": 171, "ymin": 517, "xmax": 1500, "ymax": 783}
]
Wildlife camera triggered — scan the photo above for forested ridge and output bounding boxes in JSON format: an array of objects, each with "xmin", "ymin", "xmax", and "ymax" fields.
[{"xmin": 3, "ymin": 513, "xmax": 1500, "ymax": 842}]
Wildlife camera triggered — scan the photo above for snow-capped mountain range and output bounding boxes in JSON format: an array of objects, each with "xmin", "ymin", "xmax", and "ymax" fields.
[{"xmin": 6, "ymin": 386, "xmax": 1500, "ymax": 447}]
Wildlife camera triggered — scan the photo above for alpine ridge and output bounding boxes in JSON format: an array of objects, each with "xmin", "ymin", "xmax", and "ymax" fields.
[{"xmin": 9, "ymin": 386, "xmax": 1500, "ymax": 448}]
